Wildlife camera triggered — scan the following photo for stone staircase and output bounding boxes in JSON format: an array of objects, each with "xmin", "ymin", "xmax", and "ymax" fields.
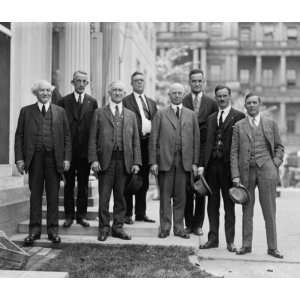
[{"xmin": 11, "ymin": 179, "xmax": 160, "ymax": 245}]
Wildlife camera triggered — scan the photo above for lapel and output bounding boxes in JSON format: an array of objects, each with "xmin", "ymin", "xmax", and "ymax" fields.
[
  {"xmin": 68, "ymin": 93, "xmax": 79, "ymax": 120},
  {"xmin": 51, "ymin": 104, "xmax": 59, "ymax": 129},
  {"xmin": 123, "ymin": 107, "xmax": 130, "ymax": 140},
  {"xmin": 130, "ymin": 93, "xmax": 142, "ymax": 118},
  {"xmin": 79, "ymin": 94, "xmax": 90, "ymax": 120},
  {"xmin": 186, "ymin": 94, "xmax": 194, "ymax": 110},
  {"xmin": 210, "ymin": 113, "xmax": 218, "ymax": 136},
  {"xmin": 103, "ymin": 105, "xmax": 115, "ymax": 127},
  {"xmin": 31, "ymin": 103, "xmax": 43, "ymax": 126},
  {"xmin": 222, "ymin": 108, "xmax": 235, "ymax": 132},
  {"xmin": 243, "ymin": 118, "xmax": 253, "ymax": 141},
  {"xmin": 180, "ymin": 107, "xmax": 188, "ymax": 128},
  {"xmin": 198, "ymin": 94, "xmax": 208, "ymax": 122},
  {"xmin": 166, "ymin": 106, "xmax": 178, "ymax": 130},
  {"xmin": 261, "ymin": 117, "xmax": 272, "ymax": 146},
  {"xmin": 144, "ymin": 95, "xmax": 153, "ymax": 117}
]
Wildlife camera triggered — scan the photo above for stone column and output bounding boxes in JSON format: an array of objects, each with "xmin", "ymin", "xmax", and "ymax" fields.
[
  {"xmin": 61, "ymin": 22, "xmax": 91, "ymax": 95},
  {"xmin": 232, "ymin": 55, "xmax": 238, "ymax": 81},
  {"xmin": 279, "ymin": 102, "xmax": 287, "ymax": 135},
  {"xmin": 280, "ymin": 55, "xmax": 286, "ymax": 92},
  {"xmin": 193, "ymin": 48, "xmax": 199, "ymax": 69},
  {"xmin": 200, "ymin": 48, "xmax": 207, "ymax": 75},
  {"xmin": 102, "ymin": 22, "xmax": 120, "ymax": 105},
  {"xmin": 255, "ymin": 55, "xmax": 262, "ymax": 91}
]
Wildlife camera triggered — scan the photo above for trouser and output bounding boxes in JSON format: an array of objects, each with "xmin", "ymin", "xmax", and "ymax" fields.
[
  {"xmin": 98, "ymin": 152, "xmax": 128, "ymax": 232},
  {"xmin": 242, "ymin": 159, "xmax": 278, "ymax": 250},
  {"xmin": 158, "ymin": 152, "xmax": 189, "ymax": 234},
  {"xmin": 206, "ymin": 159, "xmax": 235, "ymax": 244},
  {"xmin": 125, "ymin": 138, "xmax": 150, "ymax": 218},
  {"xmin": 64, "ymin": 155, "xmax": 90, "ymax": 220},
  {"xmin": 28, "ymin": 149, "xmax": 60, "ymax": 235}
]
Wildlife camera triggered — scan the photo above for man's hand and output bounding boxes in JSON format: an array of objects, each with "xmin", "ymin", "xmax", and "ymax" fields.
[
  {"xmin": 150, "ymin": 164, "xmax": 158, "ymax": 177},
  {"xmin": 131, "ymin": 165, "xmax": 140, "ymax": 174},
  {"xmin": 273, "ymin": 157, "xmax": 282, "ymax": 168},
  {"xmin": 232, "ymin": 177, "xmax": 241, "ymax": 187},
  {"xmin": 91, "ymin": 161, "xmax": 101, "ymax": 173},
  {"xmin": 16, "ymin": 160, "xmax": 25, "ymax": 175},
  {"xmin": 63, "ymin": 160, "xmax": 70, "ymax": 172},
  {"xmin": 198, "ymin": 166, "xmax": 204, "ymax": 176},
  {"xmin": 192, "ymin": 164, "xmax": 198, "ymax": 178}
]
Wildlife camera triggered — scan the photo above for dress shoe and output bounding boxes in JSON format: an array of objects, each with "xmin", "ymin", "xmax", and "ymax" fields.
[
  {"xmin": 158, "ymin": 231, "xmax": 169, "ymax": 238},
  {"xmin": 76, "ymin": 218, "xmax": 90, "ymax": 227},
  {"xmin": 268, "ymin": 249, "xmax": 284, "ymax": 259},
  {"xmin": 199, "ymin": 240, "xmax": 219, "ymax": 249},
  {"xmin": 124, "ymin": 216, "xmax": 134, "ymax": 225},
  {"xmin": 23, "ymin": 233, "xmax": 41, "ymax": 246},
  {"xmin": 63, "ymin": 219, "xmax": 73, "ymax": 228},
  {"xmin": 135, "ymin": 215, "xmax": 155, "ymax": 223},
  {"xmin": 193, "ymin": 227, "xmax": 203, "ymax": 236},
  {"xmin": 98, "ymin": 231, "xmax": 109, "ymax": 242},
  {"xmin": 174, "ymin": 231, "xmax": 190, "ymax": 239},
  {"xmin": 227, "ymin": 243, "xmax": 237, "ymax": 252},
  {"xmin": 112, "ymin": 229, "xmax": 131, "ymax": 240},
  {"xmin": 185, "ymin": 227, "xmax": 192, "ymax": 234},
  {"xmin": 48, "ymin": 234, "xmax": 61, "ymax": 244},
  {"xmin": 236, "ymin": 246, "xmax": 252, "ymax": 255}
]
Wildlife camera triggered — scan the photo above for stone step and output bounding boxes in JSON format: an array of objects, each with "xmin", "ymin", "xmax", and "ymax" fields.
[
  {"xmin": 17, "ymin": 219, "xmax": 158, "ymax": 237},
  {"xmin": 0, "ymin": 165, "xmax": 13, "ymax": 177},
  {"xmin": 0, "ymin": 176, "xmax": 24, "ymax": 190},
  {"xmin": 42, "ymin": 196, "xmax": 96, "ymax": 207},
  {"xmin": 42, "ymin": 205, "xmax": 98, "ymax": 220},
  {"xmin": 57, "ymin": 184, "xmax": 97, "ymax": 197},
  {"xmin": 0, "ymin": 270, "xmax": 69, "ymax": 278}
]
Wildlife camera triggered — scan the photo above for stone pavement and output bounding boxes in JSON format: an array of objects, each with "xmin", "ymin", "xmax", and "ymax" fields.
[{"xmin": 10, "ymin": 186, "xmax": 300, "ymax": 277}]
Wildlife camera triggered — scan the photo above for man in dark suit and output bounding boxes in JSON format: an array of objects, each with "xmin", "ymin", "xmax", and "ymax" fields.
[
  {"xmin": 123, "ymin": 71, "xmax": 157, "ymax": 224},
  {"xmin": 58, "ymin": 70, "xmax": 98, "ymax": 228},
  {"xmin": 149, "ymin": 83, "xmax": 200, "ymax": 239},
  {"xmin": 89, "ymin": 81, "xmax": 142, "ymax": 242},
  {"xmin": 182, "ymin": 69, "xmax": 218, "ymax": 236},
  {"xmin": 15, "ymin": 80, "xmax": 71, "ymax": 246},
  {"xmin": 199, "ymin": 85, "xmax": 245, "ymax": 252},
  {"xmin": 231, "ymin": 93, "xmax": 284, "ymax": 258}
]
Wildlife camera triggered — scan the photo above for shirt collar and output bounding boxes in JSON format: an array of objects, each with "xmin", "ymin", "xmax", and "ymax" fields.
[
  {"xmin": 37, "ymin": 101, "xmax": 50, "ymax": 112},
  {"xmin": 248, "ymin": 113, "xmax": 261, "ymax": 124},
  {"xmin": 74, "ymin": 91, "xmax": 85, "ymax": 102},
  {"xmin": 171, "ymin": 103, "xmax": 183, "ymax": 111},
  {"xmin": 219, "ymin": 105, "xmax": 231, "ymax": 115},
  {"xmin": 109, "ymin": 100, "xmax": 123, "ymax": 114},
  {"xmin": 134, "ymin": 92, "xmax": 145, "ymax": 100},
  {"xmin": 192, "ymin": 92, "xmax": 203, "ymax": 100}
]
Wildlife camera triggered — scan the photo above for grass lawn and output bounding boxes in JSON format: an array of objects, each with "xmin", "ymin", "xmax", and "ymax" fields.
[{"xmin": 37, "ymin": 244, "xmax": 211, "ymax": 278}]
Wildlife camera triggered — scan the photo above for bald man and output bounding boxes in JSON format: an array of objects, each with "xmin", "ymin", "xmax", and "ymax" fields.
[
  {"xmin": 89, "ymin": 81, "xmax": 142, "ymax": 242},
  {"xmin": 15, "ymin": 80, "xmax": 71, "ymax": 246},
  {"xmin": 149, "ymin": 83, "xmax": 200, "ymax": 239}
]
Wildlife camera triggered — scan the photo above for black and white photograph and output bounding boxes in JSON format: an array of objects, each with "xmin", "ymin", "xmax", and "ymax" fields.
[{"xmin": 1, "ymin": 0, "xmax": 300, "ymax": 298}]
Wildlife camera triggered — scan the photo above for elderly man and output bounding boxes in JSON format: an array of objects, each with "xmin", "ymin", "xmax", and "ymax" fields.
[
  {"xmin": 58, "ymin": 70, "xmax": 98, "ymax": 228},
  {"xmin": 231, "ymin": 93, "xmax": 284, "ymax": 258},
  {"xmin": 199, "ymin": 85, "xmax": 245, "ymax": 252},
  {"xmin": 149, "ymin": 83, "xmax": 200, "ymax": 239},
  {"xmin": 182, "ymin": 69, "xmax": 218, "ymax": 236},
  {"xmin": 123, "ymin": 71, "xmax": 157, "ymax": 224},
  {"xmin": 15, "ymin": 80, "xmax": 71, "ymax": 246},
  {"xmin": 89, "ymin": 81, "xmax": 141, "ymax": 242}
]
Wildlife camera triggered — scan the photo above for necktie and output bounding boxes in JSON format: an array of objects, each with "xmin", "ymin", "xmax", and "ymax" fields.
[
  {"xmin": 42, "ymin": 104, "xmax": 46, "ymax": 117},
  {"xmin": 218, "ymin": 110, "xmax": 224, "ymax": 128},
  {"xmin": 115, "ymin": 105, "xmax": 120, "ymax": 118},
  {"xmin": 78, "ymin": 93, "xmax": 82, "ymax": 104},
  {"xmin": 251, "ymin": 117, "xmax": 257, "ymax": 128},
  {"xmin": 139, "ymin": 95, "xmax": 150, "ymax": 120},
  {"xmin": 193, "ymin": 94, "xmax": 199, "ymax": 112},
  {"xmin": 176, "ymin": 107, "xmax": 180, "ymax": 119}
]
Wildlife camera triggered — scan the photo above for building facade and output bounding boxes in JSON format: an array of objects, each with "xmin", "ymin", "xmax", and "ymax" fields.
[{"xmin": 156, "ymin": 22, "xmax": 300, "ymax": 151}]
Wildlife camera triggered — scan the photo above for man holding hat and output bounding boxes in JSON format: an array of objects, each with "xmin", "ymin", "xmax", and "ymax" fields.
[{"xmin": 231, "ymin": 93, "xmax": 284, "ymax": 258}]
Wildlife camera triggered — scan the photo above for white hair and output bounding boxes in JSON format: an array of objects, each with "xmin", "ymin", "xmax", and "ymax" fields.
[
  {"xmin": 108, "ymin": 81, "xmax": 126, "ymax": 92},
  {"xmin": 31, "ymin": 80, "xmax": 54, "ymax": 95}
]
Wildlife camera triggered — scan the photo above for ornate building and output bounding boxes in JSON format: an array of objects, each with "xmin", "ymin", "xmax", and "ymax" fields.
[{"xmin": 156, "ymin": 22, "xmax": 300, "ymax": 151}]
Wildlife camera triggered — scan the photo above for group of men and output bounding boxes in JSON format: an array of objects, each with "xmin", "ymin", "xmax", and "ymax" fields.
[{"xmin": 15, "ymin": 68, "xmax": 284, "ymax": 259}]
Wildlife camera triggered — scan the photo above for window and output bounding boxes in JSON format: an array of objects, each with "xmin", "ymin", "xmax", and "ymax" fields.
[
  {"xmin": 263, "ymin": 25, "xmax": 274, "ymax": 41},
  {"xmin": 174, "ymin": 22, "xmax": 199, "ymax": 32},
  {"xmin": 211, "ymin": 23, "xmax": 222, "ymax": 37},
  {"xmin": 240, "ymin": 69, "xmax": 250, "ymax": 84},
  {"xmin": 262, "ymin": 69, "xmax": 273, "ymax": 86},
  {"xmin": 287, "ymin": 69, "xmax": 297, "ymax": 87},
  {"xmin": 240, "ymin": 27, "xmax": 251, "ymax": 41},
  {"xmin": 287, "ymin": 27, "xmax": 298, "ymax": 42},
  {"xmin": 287, "ymin": 117, "xmax": 296, "ymax": 133},
  {"xmin": 210, "ymin": 65, "xmax": 221, "ymax": 81}
]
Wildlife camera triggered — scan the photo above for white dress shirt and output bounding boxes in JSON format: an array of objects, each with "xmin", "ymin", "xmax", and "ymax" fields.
[
  {"xmin": 171, "ymin": 103, "xmax": 183, "ymax": 116},
  {"xmin": 134, "ymin": 92, "xmax": 151, "ymax": 135},
  {"xmin": 217, "ymin": 105, "xmax": 231, "ymax": 126},
  {"xmin": 37, "ymin": 101, "xmax": 50, "ymax": 112},
  {"xmin": 109, "ymin": 101, "xmax": 123, "ymax": 116},
  {"xmin": 248, "ymin": 113, "xmax": 261, "ymax": 127},
  {"xmin": 192, "ymin": 92, "xmax": 203, "ymax": 111},
  {"xmin": 74, "ymin": 91, "xmax": 85, "ymax": 103}
]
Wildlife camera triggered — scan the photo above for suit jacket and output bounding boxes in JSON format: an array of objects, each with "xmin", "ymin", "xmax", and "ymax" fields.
[
  {"xmin": 58, "ymin": 93, "xmax": 98, "ymax": 158},
  {"xmin": 14, "ymin": 103, "xmax": 72, "ymax": 174},
  {"xmin": 149, "ymin": 106, "xmax": 200, "ymax": 172},
  {"xmin": 231, "ymin": 116, "xmax": 284, "ymax": 188},
  {"xmin": 201, "ymin": 107, "xmax": 245, "ymax": 168},
  {"xmin": 88, "ymin": 105, "xmax": 142, "ymax": 174},
  {"xmin": 122, "ymin": 93, "xmax": 157, "ymax": 137},
  {"xmin": 182, "ymin": 93, "xmax": 218, "ymax": 146}
]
